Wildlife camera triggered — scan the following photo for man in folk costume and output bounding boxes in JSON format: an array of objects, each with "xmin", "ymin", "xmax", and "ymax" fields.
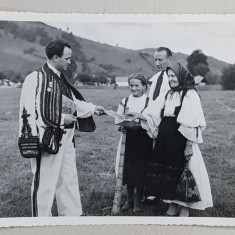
[
  {"xmin": 148, "ymin": 47, "xmax": 172, "ymax": 101},
  {"xmin": 18, "ymin": 39, "xmax": 104, "ymax": 217}
]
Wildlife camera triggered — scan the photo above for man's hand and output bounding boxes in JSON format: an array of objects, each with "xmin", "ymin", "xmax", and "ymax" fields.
[
  {"xmin": 94, "ymin": 106, "xmax": 105, "ymax": 116},
  {"xmin": 64, "ymin": 114, "xmax": 77, "ymax": 126},
  {"xmin": 184, "ymin": 141, "xmax": 193, "ymax": 161}
]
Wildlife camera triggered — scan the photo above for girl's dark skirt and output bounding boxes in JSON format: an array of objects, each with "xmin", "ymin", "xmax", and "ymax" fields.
[
  {"xmin": 123, "ymin": 127, "xmax": 153, "ymax": 187},
  {"xmin": 145, "ymin": 117, "xmax": 187, "ymax": 200}
]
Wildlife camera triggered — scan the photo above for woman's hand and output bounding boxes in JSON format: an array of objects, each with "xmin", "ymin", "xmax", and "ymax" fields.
[
  {"xmin": 184, "ymin": 141, "xmax": 193, "ymax": 161},
  {"xmin": 125, "ymin": 112, "xmax": 146, "ymax": 121},
  {"xmin": 118, "ymin": 126, "xmax": 126, "ymax": 133}
]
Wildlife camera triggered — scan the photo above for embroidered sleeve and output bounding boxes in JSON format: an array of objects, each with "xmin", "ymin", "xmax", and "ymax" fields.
[
  {"xmin": 73, "ymin": 98, "xmax": 96, "ymax": 118},
  {"xmin": 18, "ymin": 71, "xmax": 41, "ymax": 158},
  {"xmin": 140, "ymin": 120, "xmax": 158, "ymax": 139},
  {"xmin": 140, "ymin": 93, "xmax": 166, "ymax": 138},
  {"xmin": 176, "ymin": 90, "xmax": 206, "ymax": 144},
  {"xmin": 115, "ymin": 98, "xmax": 125, "ymax": 124},
  {"xmin": 119, "ymin": 100, "xmax": 125, "ymax": 108},
  {"xmin": 177, "ymin": 90, "xmax": 206, "ymax": 129},
  {"xmin": 178, "ymin": 125, "xmax": 203, "ymax": 143}
]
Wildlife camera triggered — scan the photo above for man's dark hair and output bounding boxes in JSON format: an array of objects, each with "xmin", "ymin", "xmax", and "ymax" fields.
[
  {"xmin": 157, "ymin": 47, "xmax": 172, "ymax": 57},
  {"xmin": 45, "ymin": 39, "xmax": 71, "ymax": 60}
]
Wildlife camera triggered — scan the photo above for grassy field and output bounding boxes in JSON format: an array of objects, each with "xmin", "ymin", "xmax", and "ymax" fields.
[{"xmin": 0, "ymin": 86, "xmax": 235, "ymax": 218}]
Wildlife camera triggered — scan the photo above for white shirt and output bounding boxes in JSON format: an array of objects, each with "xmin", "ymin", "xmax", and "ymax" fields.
[
  {"xmin": 116, "ymin": 94, "xmax": 148, "ymax": 124},
  {"xmin": 47, "ymin": 61, "xmax": 61, "ymax": 77},
  {"xmin": 148, "ymin": 71, "xmax": 170, "ymax": 101}
]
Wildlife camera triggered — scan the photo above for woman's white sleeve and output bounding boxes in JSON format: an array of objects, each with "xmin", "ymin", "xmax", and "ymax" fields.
[
  {"xmin": 141, "ymin": 94, "xmax": 166, "ymax": 138},
  {"xmin": 177, "ymin": 90, "xmax": 206, "ymax": 143}
]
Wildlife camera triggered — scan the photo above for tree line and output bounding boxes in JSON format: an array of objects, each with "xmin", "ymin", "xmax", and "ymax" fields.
[
  {"xmin": 0, "ymin": 21, "xmax": 234, "ymax": 89},
  {"xmin": 187, "ymin": 50, "xmax": 235, "ymax": 90}
]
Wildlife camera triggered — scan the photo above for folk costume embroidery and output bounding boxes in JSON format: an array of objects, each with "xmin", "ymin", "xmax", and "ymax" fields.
[
  {"xmin": 39, "ymin": 63, "xmax": 96, "ymax": 132},
  {"xmin": 115, "ymin": 94, "xmax": 152, "ymax": 187},
  {"xmin": 18, "ymin": 63, "xmax": 96, "ymax": 158},
  {"xmin": 18, "ymin": 107, "xmax": 40, "ymax": 158},
  {"xmin": 141, "ymin": 75, "xmax": 213, "ymax": 210},
  {"xmin": 19, "ymin": 60, "xmax": 97, "ymax": 217}
]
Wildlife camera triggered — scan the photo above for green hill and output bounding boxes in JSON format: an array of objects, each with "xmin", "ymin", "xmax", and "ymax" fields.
[{"xmin": 0, "ymin": 21, "xmax": 230, "ymax": 82}]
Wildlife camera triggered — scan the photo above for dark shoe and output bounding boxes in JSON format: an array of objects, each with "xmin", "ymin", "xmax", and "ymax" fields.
[{"xmin": 121, "ymin": 202, "xmax": 134, "ymax": 212}]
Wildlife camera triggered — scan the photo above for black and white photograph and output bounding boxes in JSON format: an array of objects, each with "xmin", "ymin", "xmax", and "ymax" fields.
[{"xmin": 0, "ymin": 13, "xmax": 234, "ymax": 226}]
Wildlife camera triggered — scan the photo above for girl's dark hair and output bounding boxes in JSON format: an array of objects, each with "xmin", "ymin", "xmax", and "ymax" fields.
[{"xmin": 45, "ymin": 39, "xmax": 71, "ymax": 60}]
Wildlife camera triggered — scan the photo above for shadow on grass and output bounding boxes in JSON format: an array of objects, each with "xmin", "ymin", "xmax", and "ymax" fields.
[{"xmin": 81, "ymin": 189, "xmax": 169, "ymax": 217}]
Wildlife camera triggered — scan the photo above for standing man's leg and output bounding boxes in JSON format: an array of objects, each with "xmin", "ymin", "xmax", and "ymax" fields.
[
  {"xmin": 56, "ymin": 128, "xmax": 82, "ymax": 216},
  {"xmin": 31, "ymin": 147, "xmax": 65, "ymax": 217}
]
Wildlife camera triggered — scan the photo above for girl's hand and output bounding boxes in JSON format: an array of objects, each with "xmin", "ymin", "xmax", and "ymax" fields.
[
  {"xmin": 184, "ymin": 141, "xmax": 193, "ymax": 161},
  {"xmin": 125, "ymin": 112, "xmax": 146, "ymax": 121}
]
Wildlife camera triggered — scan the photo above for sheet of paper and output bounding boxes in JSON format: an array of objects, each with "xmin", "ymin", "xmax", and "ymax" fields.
[
  {"xmin": 104, "ymin": 109, "xmax": 140, "ymax": 128},
  {"xmin": 62, "ymin": 95, "xmax": 77, "ymax": 115},
  {"xmin": 104, "ymin": 110, "xmax": 127, "ymax": 120}
]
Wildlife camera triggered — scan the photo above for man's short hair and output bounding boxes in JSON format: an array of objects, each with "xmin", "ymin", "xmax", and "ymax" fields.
[
  {"xmin": 46, "ymin": 39, "xmax": 71, "ymax": 60},
  {"xmin": 156, "ymin": 47, "xmax": 172, "ymax": 58}
]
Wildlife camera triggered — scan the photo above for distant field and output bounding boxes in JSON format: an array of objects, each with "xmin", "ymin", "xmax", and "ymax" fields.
[{"xmin": 0, "ymin": 87, "xmax": 235, "ymax": 217}]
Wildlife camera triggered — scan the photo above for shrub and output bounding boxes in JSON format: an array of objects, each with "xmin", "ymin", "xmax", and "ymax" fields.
[
  {"xmin": 205, "ymin": 71, "xmax": 221, "ymax": 85},
  {"xmin": 39, "ymin": 36, "xmax": 52, "ymax": 46},
  {"xmin": 96, "ymin": 75, "xmax": 108, "ymax": 84},
  {"xmin": 23, "ymin": 47, "xmax": 37, "ymax": 54},
  {"xmin": 75, "ymin": 73, "xmax": 94, "ymax": 85},
  {"xmin": 221, "ymin": 64, "xmax": 235, "ymax": 90},
  {"xmin": 36, "ymin": 27, "xmax": 48, "ymax": 38},
  {"xmin": 23, "ymin": 29, "xmax": 36, "ymax": 42},
  {"xmin": 187, "ymin": 50, "xmax": 210, "ymax": 77}
]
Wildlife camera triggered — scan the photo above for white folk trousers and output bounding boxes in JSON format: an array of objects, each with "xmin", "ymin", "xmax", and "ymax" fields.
[{"xmin": 31, "ymin": 127, "xmax": 82, "ymax": 217}]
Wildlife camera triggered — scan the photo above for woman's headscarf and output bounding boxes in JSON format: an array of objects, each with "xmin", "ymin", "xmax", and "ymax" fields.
[
  {"xmin": 165, "ymin": 62, "xmax": 197, "ymax": 103},
  {"xmin": 166, "ymin": 62, "xmax": 195, "ymax": 92}
]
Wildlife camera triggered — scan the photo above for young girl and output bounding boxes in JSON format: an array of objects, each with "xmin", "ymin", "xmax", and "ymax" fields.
[{"xmin": 115, "ymin": 73, "xmax": 153, "ymax": 213}]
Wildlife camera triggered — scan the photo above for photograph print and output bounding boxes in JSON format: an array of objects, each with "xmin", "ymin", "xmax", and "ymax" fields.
[{"xmin": 0, "ymin": 13, "xmax": 234, "ymax": 223}]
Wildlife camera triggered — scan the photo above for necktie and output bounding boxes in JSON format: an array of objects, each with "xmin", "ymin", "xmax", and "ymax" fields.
[{"xmin": 153, "ymin": 71, "xmax": 164, "ymax": 100}]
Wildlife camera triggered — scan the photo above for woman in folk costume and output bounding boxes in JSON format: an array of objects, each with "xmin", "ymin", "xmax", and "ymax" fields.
[
  {"xmin": 115, "ymin": 73, "xmax": 153, "ymax": 213},
  {"xmin": 127, "ymin": 62, "xmax": 213, "ymax": 216},
  {"xmin": 18, "ymin": 39, "xmax": 104, "ymax": 217}
]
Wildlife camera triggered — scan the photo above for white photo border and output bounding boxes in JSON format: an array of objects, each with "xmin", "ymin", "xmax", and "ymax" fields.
[{"xmin": 0, "ymin": 12, "xmax": 234, "ymax": 227}]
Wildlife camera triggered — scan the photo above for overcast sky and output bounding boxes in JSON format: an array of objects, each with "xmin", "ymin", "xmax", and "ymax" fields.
[{"xmin": 46, "ymin": 22, "xmax": 235, "ymax": 64}]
